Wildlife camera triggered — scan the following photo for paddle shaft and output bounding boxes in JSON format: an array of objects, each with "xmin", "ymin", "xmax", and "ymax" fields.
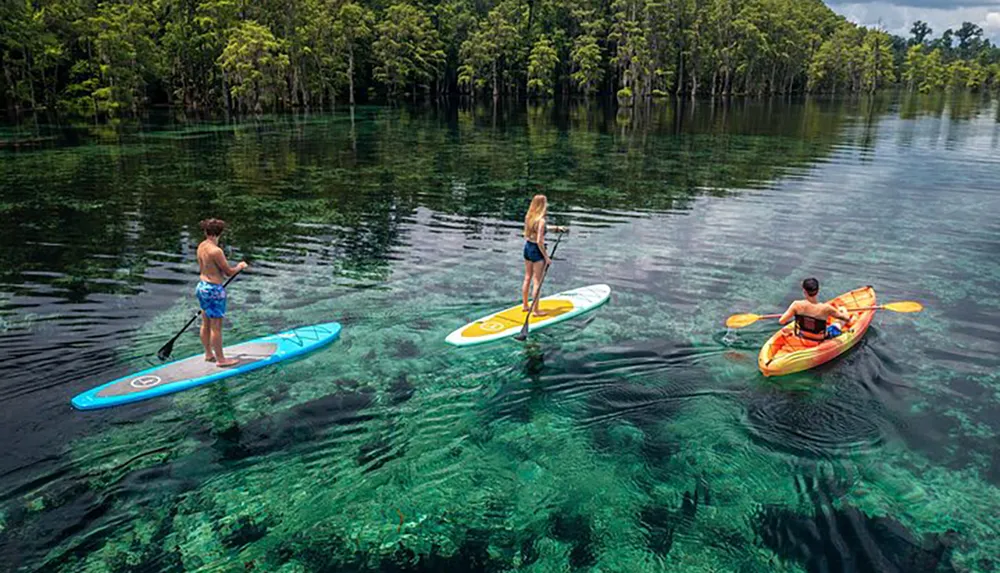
[
  {"xmin": 728, "ymin": 299, "xmax": 922, "ymax": 329},
  {"xmin": 763, "ymin": 305, "xmax": 887, "ymax": 320},
  {"xmin": 516, "ymin": 232, "xmax": 564, "ymax": 340},
  {"xmin": 751, "ymin": 306, "xmax": 886, "ymax": 324},
  {"xmin": 157, "ymin": 270, "xmax": 241, "ymax": 359}
]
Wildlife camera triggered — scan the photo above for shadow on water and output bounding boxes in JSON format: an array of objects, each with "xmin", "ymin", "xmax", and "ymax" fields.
[
  {"xmin": 479, "ymin": 342, "xmax": 555, "ymax": 425},
  {"xmin": 756, "ymin": 467, "xmax": 960, "ymax": 573},
  {"xmin": 210, "ymin": 383, "xmax": 377, "ymax": 462},
  {"xmin": 758, "ymin": 505, "xmax": 959, "ymax": 573},
  {"xmin": 743, "ymin": 381, "xmax": 887, "ymax": 460},
  {"xmin": 479, "ymin": 336, "xmax": 730, "ymax": 451},
  {"xmin": 572, "ymin": 340, "xmax": 744, "ymax": 483}
]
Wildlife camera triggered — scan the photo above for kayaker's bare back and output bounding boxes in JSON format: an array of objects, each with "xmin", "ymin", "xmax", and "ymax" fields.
[
  {"xmin": 779, "ymin": 277, "xmax": 852, "ymax": 329},
  {"xmin": 785, "ymin": 299, "xmax": 841, "ymax": 322}
]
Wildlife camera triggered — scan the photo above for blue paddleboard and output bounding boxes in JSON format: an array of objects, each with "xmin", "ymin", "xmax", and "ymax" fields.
[{"xmin": 71, "ymin": 322, "xmax": 342, "ymax": 410}]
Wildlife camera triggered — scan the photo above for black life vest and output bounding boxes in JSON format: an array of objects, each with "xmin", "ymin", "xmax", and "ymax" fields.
[{"xmin": 795, "ymin": 314, "xmax": 827, "ymax": 341}]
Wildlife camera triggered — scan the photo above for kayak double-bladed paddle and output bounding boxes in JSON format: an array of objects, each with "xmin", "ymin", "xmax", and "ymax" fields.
[
  {"xmin": 725, "ymin": 301, "xmax": 923, "ymax": 329},
  {"xmin": 514, "ymin": 231, "xmax": 565, "ymax": 342},
  {"xmin": 156, "ymin": 270, "xmax": 242, "ymax": 360},
  {"xmin": 725, "ymin": 312, "xmax": 783, "ymax": 329}
]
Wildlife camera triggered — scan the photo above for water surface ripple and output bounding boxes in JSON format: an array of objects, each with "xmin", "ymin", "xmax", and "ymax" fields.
[{"xmin": 1, "ymin": 97, "xmax": 998, "ymax": 571}]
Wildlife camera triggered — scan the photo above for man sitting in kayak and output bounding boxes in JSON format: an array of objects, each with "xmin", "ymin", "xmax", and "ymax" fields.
[
  {"xmin": 778, "ymin": 278, "xmax": 852, "ymax": 342},
  {"xmin": 196, "ymin": 218, "xmax": 247, "ymax": 367}
]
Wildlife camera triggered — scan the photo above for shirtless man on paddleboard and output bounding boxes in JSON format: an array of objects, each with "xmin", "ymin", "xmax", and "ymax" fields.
[{"xmin": 196, "ymin": 218, "xmax": 247, "ymax": 366}]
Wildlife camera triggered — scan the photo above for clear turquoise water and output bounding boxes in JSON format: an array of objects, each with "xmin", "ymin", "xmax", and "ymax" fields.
[{"xmin": 1, "ymin": 95, "xmax": 999, "ymax": 572}]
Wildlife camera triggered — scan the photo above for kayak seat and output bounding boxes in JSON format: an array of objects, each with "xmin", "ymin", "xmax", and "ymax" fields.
[{"xmin": 794, "ymin": 314, "xmax": 828, "ymax": 342}]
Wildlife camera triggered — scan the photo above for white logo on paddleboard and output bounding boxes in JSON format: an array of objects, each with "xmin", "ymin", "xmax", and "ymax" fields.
[
  {"xmin": 130, "ymin": 375, "xmax": 162, "ymax": 389},
  {"xmin": 480, "ymin": 321, "xmax": 505, "ymax": 332}
]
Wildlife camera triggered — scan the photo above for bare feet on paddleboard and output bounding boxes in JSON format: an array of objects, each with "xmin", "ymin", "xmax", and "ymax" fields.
[
  {"xmin": 204, "ymin": 354, "xmax": 216, "ymax": 362},
  {"xmin": 216, "ymin": 358, "xmax": 240, "ymax": 368}
]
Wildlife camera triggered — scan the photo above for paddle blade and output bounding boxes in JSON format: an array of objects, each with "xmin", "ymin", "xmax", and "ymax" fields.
[
  {"xmin": 156, "ymin": 312, "xmax": 199, "ymax": 361},
  {"xmin": 883, "ymin": 301, "xmax": 924, "ymax": 313},
  {"xmin": 725, "ymin": 313, "xmax": 762, "ymax": 329},
  {"xmin": 515, "ymin": 319, "xmax": 530, "ymax": 341},
  {"xmin": 156, "ymin": 340, "xmax": 174, "ymax": 361}
]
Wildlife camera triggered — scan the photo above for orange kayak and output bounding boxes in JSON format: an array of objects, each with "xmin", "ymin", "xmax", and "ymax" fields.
[{"xmin": 758, "ymin": 286, "xmax": 876, "ymax": 377}]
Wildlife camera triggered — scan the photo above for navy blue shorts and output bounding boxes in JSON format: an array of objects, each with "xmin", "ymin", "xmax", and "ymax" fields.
[{"xmin": 523, "ymin": 241, "xmax": 544, "ymax": 262}]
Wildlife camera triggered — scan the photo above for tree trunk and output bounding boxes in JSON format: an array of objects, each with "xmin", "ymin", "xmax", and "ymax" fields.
[
  {"xmin": 349, "ymin": 104, "xmax": 357, "ymax": 152},
  {"xmin": 222, "ymin": 69, "xmax": 231, "ymax": 115},
  {"xmin": 4, "ymin": 55, "xmax": 17, "ymax": 115},
  {"xmin": 39, "ymin": 64, "xmax": 47, "ymax": 109},
  {"xmin": 26, "ymin": 50, "xmax": 36, "ymax": 110},
  {"xmin": 675, "ymin": 48, "xmax": 685, "ymax": 97},
  {"xmin": 348, "ymin": 48, "xmax": 355, "ymax": 105},
  {"xmin": 492, "ymin": 60, "xmax": 498, "ymax": 99}
]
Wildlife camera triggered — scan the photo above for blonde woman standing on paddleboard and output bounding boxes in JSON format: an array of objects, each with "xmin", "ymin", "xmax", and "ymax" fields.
[{"xmin": 522, "ymin": 194, "xmax": 567, "ymax": 316}]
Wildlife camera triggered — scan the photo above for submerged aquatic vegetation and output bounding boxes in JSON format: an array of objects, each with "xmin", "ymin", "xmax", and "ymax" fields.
[{"xmin": 1, "ymin": 101, "xmax": 999, "ymax": 570}]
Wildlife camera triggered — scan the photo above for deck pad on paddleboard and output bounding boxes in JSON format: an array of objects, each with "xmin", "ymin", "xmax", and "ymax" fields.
[
  {"xmin": 446, "ymin": 284, "xmax": 610, "ymax": 347},
  {"xmin": 72, "ymin": 322, "xmax": 341, "ymax": 410}
]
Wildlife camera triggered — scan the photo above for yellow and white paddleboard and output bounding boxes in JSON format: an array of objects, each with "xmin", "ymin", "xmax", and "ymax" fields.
[{"xmin": 446, "ymin": 284, "xmax": 611, "ymax": 347}]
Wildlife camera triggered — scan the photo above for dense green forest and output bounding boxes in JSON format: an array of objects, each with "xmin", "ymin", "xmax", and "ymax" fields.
[{"xmin": 2, "ymin": 0, "xmax": 1000, "ymax": 117}]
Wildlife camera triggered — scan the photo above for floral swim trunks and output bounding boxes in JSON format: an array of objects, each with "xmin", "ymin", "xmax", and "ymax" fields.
[{"xmin": 195, "ymin": 281, "xmax": 227, "ymax": 318}]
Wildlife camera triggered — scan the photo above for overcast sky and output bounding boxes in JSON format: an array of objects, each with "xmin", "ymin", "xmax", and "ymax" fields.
[{"xmin": 826, "ymin": 0, "xmax": 1000, "ymax": 42}]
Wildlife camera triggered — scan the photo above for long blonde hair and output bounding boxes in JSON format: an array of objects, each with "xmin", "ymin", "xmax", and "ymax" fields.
[{"xmin": 524, "ymin": 194, "xmax": 548, "ymax": 239}]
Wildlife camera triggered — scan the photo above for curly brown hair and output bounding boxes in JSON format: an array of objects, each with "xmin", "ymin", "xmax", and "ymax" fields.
[{"xmin": 199, "ymin": 218, "xmax": 226, "ymax": 237}]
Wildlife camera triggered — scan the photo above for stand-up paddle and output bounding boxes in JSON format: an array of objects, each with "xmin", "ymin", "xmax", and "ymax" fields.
[
  {"xmin": 725, "ymin": 300, "xmax": 923, "ymax": 329},
  {"xmin": 514, "ymin": 232, "xmax": 564, "ymax": 342},
  {"xmin": 157, "ymin": 271, "xmax": 242, "ymax": 360}
]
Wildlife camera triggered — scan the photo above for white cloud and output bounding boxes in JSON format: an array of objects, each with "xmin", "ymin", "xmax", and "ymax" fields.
[
  {"xmin": 986, "ymin": 11, "xmax": 1000, "ymax": 30},
  {"xmin": 828, "ymin": 2, "xmax": 1000, "ymax": 41}
]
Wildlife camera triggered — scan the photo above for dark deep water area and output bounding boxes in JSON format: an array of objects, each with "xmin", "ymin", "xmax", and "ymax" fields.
[{"xmin": 1, "ymin": 95, "xmax": 999, "ymax": 572}]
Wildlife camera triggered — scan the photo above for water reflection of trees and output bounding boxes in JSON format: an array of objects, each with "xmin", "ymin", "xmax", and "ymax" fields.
[
  {"xmin": 1, "ymin": 96, "xmax": 997, "ymax": 304},
  {"xmin": 899, "ymin": 90, "xmax": 997, "ymax": 121}
]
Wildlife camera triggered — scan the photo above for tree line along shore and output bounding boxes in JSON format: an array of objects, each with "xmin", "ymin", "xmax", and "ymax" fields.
[{"xmin": 2, "ymin": 0, "xmax": 999, "ymax": 119}]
